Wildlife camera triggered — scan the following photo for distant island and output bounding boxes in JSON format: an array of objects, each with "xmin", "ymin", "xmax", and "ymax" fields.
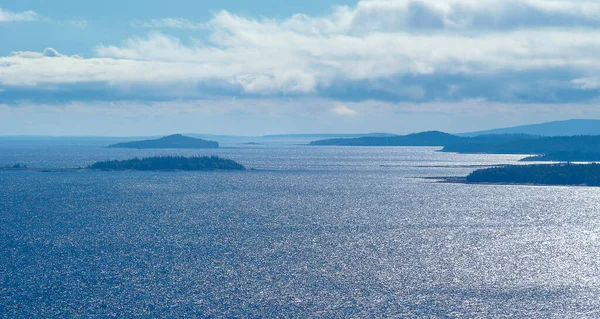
[
  {"xmin": 89, "ymin": 156, "xmax": 245, "ymax": 171},
  {"xmin": 108, "ymin": 134, "xmax": 219, "ymax": 149},
  {"xmin": 466, "ymin": 163, "xmax": 600, "ymax": 186}
]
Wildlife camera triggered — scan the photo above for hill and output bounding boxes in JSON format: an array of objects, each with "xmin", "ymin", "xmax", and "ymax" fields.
[
  {"xmin": 460, "ymin": 119, "xmax": 600, "ymax": 137},
  {"xmin": 89, "ymin": 156, "xmax": 245, "ymax": 171},
  {"xmin": 108, "ymin": 134, "xmax": 219, "ymax": 149}
]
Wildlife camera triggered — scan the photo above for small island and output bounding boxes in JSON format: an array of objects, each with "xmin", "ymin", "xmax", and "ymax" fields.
[
  {"xmin": 89, "ymin": 156, "xmax": 245, "ymax": 171},
  {"xmin": 465, "ymin": 163, "xmax": 600, "ymax": 186},
  {"xmin": 108, "ymin": 134, "xmax": 219, "ymax": 149}
]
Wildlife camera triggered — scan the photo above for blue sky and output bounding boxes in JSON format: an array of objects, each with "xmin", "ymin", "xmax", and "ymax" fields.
[{"xmin": 1, "ymin": 0, "xmax": 600, "ymax": 136}]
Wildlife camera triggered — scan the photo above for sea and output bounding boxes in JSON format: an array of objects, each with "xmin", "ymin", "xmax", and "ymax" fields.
[{"xmin": 1, "ymin": 137, "xmax": 599, "ymax": 318}]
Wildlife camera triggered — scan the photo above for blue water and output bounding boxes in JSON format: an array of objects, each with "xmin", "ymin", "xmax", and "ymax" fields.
[{"xmin": 1, "ymin": 139, "xmax": 600, "ymax": 318}]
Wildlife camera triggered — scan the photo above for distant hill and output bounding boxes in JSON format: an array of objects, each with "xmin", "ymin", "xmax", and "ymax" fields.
[
  {"xmin": 460, "ymin": 119, "xmax": 600, "ymax": 137},
  {"xmin": 108, "ymin": 134, "xmax": 219, "ymax": 149},
  {"xmin": 310, "ymin": 131, "xmax": 460, "ymax": 146}
]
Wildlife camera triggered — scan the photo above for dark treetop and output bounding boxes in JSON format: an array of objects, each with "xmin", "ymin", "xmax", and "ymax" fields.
[
  {"xmin": 89, "ymin": 156, "xmax": 245, "ymax": 171},
  {"xmin": 466, "ymin": 163, "xmax": 600, "ymax": 186},
  {"xmin": 108, "ymin": 134, "xmax": 219, "ymax": 149}
]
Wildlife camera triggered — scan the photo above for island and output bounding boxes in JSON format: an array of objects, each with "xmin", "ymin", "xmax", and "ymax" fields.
[
  {"xmin": 465, "ymin": 163, "xmax": 600, "ymax": 186},
  {"xmin": 88, "ymin": 156, "xmax": 245, "ymax": 171},
  {"xmin": 108, "ymin": 134, "xmax": 219, "ymax": 149}
]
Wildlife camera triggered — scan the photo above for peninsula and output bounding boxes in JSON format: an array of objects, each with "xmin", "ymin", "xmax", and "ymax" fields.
[
  {"xmin": 311, "ymin": 131, "xmax": 600, "ymax": 163},
  {"xmin": 89, "ymin": 156, "xmax": 245, "ymax": 171},
  {"xmin": 465, "ymin": 163, "xmax": 600, "ymax": 186},
  {"xmin": 108, "ymin": 134, "xmax": 219, "ymax": 149},
  {"xmin": 519, "ymin": 151, "xmax": 600, "ymax": 162},
  {"xmin": 310, "ymin": 131, "xmax": 463, "ymax": 146}
]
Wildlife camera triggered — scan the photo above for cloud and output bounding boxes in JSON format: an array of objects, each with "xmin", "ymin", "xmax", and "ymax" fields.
[
  {"xmin": 0, "ymin": 8, "xmax": 38, "ymax": 22},
  {"xmin": 332, "ymin": 104, "xmax": 358, "ymax": 116},
  {"xmin": 0, "ymin": 0, "xmax": 599, "ymax": 106},
  {"xmin": 337, "ymin": 0, "xmax": 600, "ymax": 32},
  {"xmin": 573, "ymin": 77, "xmax": 600, "ymax": 90}
]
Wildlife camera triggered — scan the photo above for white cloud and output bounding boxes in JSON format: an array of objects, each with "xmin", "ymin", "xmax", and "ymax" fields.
[
  {"xmin": 3, "ymin": 28, "xmax": 598, "ymax": 92},
  {"xmin": 332, "ymin": 104, "xmax": 358, "ymax": 116},
  {"xmin": 0, "ymin": 8, "xmax": 38, "ymax": 22},
  {"xmin": 1, "ymin": 0, "xmax": 600, "ymax": 103},
  {"xmin": 573, "ymin": 78, "xmax": 600, "ymax": 90},
  {"xmin": 337, "ymin": 0, "xmax": 600, "ymax": 32}
]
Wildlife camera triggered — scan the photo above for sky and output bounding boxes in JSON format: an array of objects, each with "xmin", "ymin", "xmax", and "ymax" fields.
[{"xmin": 1, "ymin": 0, "xmax": 600, "ymax": 136}]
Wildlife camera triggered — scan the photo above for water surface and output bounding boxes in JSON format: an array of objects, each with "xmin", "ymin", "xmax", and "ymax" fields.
[{"xmin": 1, "ymin": 139, "xmax": 599, "ymax": 318}]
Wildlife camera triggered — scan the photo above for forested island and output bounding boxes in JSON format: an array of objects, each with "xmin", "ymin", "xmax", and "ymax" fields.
[
  {"xmin": 108, "ymin": 134, "xmax": 219, "ymax": 149},
  {"xmin": 466, "ymin": 163, "xmax": 600, "ymax": 186},
  {"xmin": 89, "ymin": 156, "xmax": 245, "ymax": 171}
]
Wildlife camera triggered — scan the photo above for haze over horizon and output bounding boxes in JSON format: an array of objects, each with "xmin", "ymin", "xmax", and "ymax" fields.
[{"xmin": 2, "ymin": 0, "xmax": 600, "ymax": 135}]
